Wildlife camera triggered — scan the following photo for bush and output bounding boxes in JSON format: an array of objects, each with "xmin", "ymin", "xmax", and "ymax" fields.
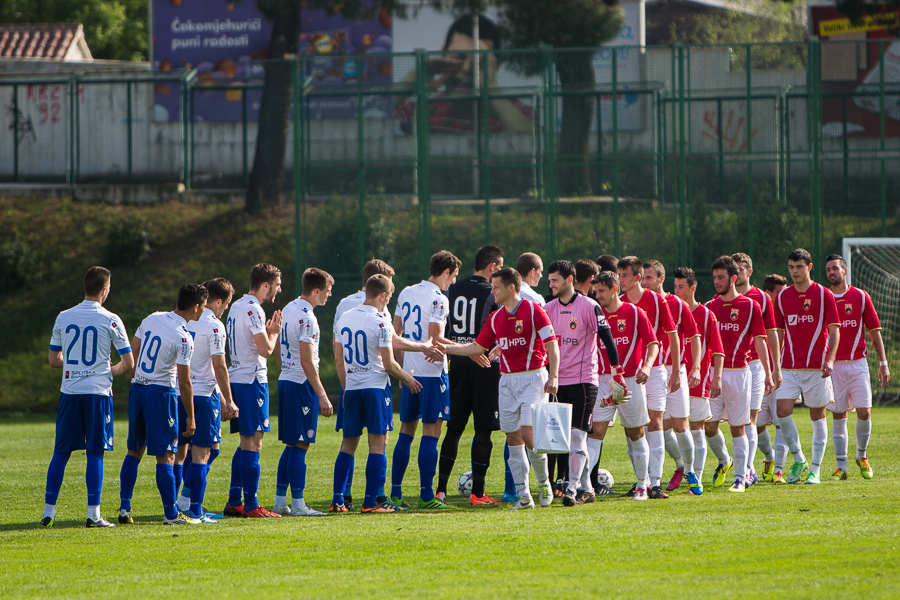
[
  {"xmin": 0, "ymin": 234, "xmax": 41, "ymax": 294},
  {"xmin": 103, "ymin": 214, "xmax": 151, "ymax": 267}
]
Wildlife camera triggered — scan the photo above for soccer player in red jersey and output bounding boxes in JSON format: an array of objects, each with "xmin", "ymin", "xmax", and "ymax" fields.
[
  {"xmin": 705, "ymin": 256, "xmax": 774, "ymax": 493},
  {"xmin": 673, "ymin": 267, "xmax": 724, "ymax": 495},
  {"xmin": 641, "ymin": 260, "xmax": 702, "ymax": 492},
  {"xmin": 443, "ymin": 268, "xmax": 559, "ymax": 510},
  {"xmin": 731, "ymin": 253, "xmax": 783, "ymax": 485},
  {"xmin": 617, "ymin": 257, "xmax": 678, "ymax": 499},
  {"xmin": 824, "ymin": 254, "xmax": 889, "ymax": 480},
  {"xmin": 758, "ymin": 274, "xmax": 789, "ymax": 482},
  {"xmin": 773, "ymin": 248, "xmax": 841, "ymax": 485}
]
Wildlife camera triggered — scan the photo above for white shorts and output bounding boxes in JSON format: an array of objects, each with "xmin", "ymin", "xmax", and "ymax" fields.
[
  {"xmin": 663, "ymin": 364, "xmax": 690, "ymax": 419},
  {"xmin": 689, "ymin": 396, "xmax": 712, "ymax": 423},
  {"xmin": 498, "ymin": 370, "xmax": 548, "ymax": 433},
  {"xmin": 616, "ymin": 376, "xmax": 650, "ymax": 430},
  {"xmin": 777, "ymin": 369, "xmax": 835, "ymax": 409},
  {"xmin": 749, "ymin": 359, "xmax": 765, "ymax": 411},
  {"xmin": 592, "ymin": 374, "xmax": 618, "ymax": 425},
  {"xmin": 645, "ymin": 365, "xmax": 668, "ymax": 413},
  {"xmin": 709, "ymin": 368, "xmax": 751, "ymax": 426},
  {"xmin": 757, "ymin": 391, "xmax": 778, "ymax": 427},
  {"xmin": 830, "ymin": 359, "xmax": 872, "ymax": 413}
]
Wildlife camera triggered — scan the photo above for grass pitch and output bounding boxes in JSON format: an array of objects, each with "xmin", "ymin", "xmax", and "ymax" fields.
[{"xmin": 2, "ymin": 408, "xmax": 898, "ymax": 599}]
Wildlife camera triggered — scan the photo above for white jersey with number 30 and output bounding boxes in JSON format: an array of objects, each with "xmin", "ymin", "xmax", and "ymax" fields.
[{"xmin": 335, "ymin": 305, "xmax": 394, "ymax": 391}]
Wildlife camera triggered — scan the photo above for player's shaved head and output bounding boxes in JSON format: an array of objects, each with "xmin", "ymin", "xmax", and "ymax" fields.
[
  {"xmin": 492, "ymin": 267, "xmax": 521, "ymax": 292},
  {"xmin": 516, "ymin": 252, "xmax": 543, "ymax": 277},
  {"xmin": 548, "ymin": 259, "xmax": 576, "ymax": 280},
  {"xmin": 474, "ymin": 245, "xmax": 505, "ymax": 271},
  {"xmin": 575, "ymin": 259, "xmax": 600, "ymax": 284},
  {"xmin": 617, "ymin": 256, "xmax": 643, "ymax": 276},
  {"xmin": 731, "ymin": 252, "xmax": 753, "ymax": 270},
  {"xmin": 365, "ymin": 274, "xmax": 394, "ymax": 299},
  {"xmin": 84, "ymin": 266, "xmax": 111, "ymax": 297},
  {"xmin": 362, "ymin": 259, "xmax": 394, "ymax": 284},
  {"xmin": 302, "ymin": 268, "xmax": 334, "ymax": 295},
  {"xmin": 762, "ymin": 273, "xmax": 788, "ymax": 293},
  {"xmin": 673, "ymin": 267, "xmax": 696, "ymax": 288},
  {"xmin": 597, "ymin": 255, "xmax": 619, "ymax": 273},
  {"xmin": 643, "ymin": 260, "xmax": 665, "ymax": 278},
  {"xmin": 250, "ymin": 263, "xmax": 281, "ymax": 290},
  {"xmin": 431, "ymin": 250, "xmax": 462, "ymax": 277},
  {"xmin": 202, "ymin": 277, "xmax": 234, "ymax": 302},
  {"xmin": 788, "ymin": 248, "xmax": 813, "ymax": 266},
  {"xmin": 711, "ymin": 255, "xmax": 739, "ymax": 278},
  {"xmin": 178, "ymin": 283, "xmax": 209, "ymax": 311}
]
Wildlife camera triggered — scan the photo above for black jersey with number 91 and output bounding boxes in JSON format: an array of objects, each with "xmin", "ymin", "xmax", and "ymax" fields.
[{"xmin": 445, "ymin": 275, "xmax": 498, "ymax": 361}]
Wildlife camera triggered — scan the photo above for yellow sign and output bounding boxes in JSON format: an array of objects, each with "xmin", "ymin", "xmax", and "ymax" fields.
[{"xmin": 819, "ymin": 13, "xmax": 900, "ymax": 37}]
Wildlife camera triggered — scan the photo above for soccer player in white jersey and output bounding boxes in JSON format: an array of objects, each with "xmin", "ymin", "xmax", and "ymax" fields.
[
  {"xmin": 773, "ymin": 248, "xmax": 840, "ymax": 485},
  {"xmin": 271, "ymin": 268, "xmax": 334, "ymax": 516},
  {"xmin": 42, "ymin": 267, "xmax": 134, "ymax": 528},
  {"xmin": 118, "ymin": 284, "xmax": 206, "ymax": 525},
  {"xmin": 175, "ymin": 278, "xmax": 237, "ymax": 522},
  {"xmin": 757, "ymin": 274, "xmax": 789, "ymax": 482},
  {"xmin": 443, "ymin": 268, "xmax": 560, "ymax": 510},
  {"xmin": 332, "ymin": 275, "xmax": 432, "ymax": 513},
  {"xmin": 641, "ymin": 260, "xmax": 702, "ymax": 493},
  {"xmin": 391, "ymin": 251, "xmax": 461, "ymax": 509},
  {"xmin": 824, "ymin": 254, "xmax": 890, "ymax": 480},
  {"xmin": 516, "ymin": 252, "xmax": 546, "ymax": 306},
  {"xmin": 731, "ymin": 253, "xmax": 783, "ymax": 485},
  {"xmin": 223, "ymin": 263, "xmax": 283, "ymax": 518}
]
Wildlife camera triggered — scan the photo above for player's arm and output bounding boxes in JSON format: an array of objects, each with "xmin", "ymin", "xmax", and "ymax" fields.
[
  {"xmin": 823, "ymin": 323, "xmax": 840, "ymax": 378},
  {"xmin": 300, "ymin": 341, "xmax": 332, "ymax": 417},
  {"xmin": 637, "ymin": 342, "xmax": 660, "ymax": 385},
  {"xmin": 177, "ymin": 364, "xmax": 196, "ymax": 438},
  {"xmin": 48, "ymin": 349, "xmax": 63, "ymax": 368},
  {"xmin": 380, "ymin": 346, "xmax": 423, "ymax": 394},
  {"xmin": 709, "ymin": 354, "xmax": 724, "ymax": 398},
  {"xmin": 110, "ymin": 350, "xmax": 135, "ymax": 377},
  {"xmin": 687, "ymin": 335, "xmax": 702, "ymax": 388},
  {"xmin": 129, "ymin": 336, "xmax": 141, "ymax": 380},
  {"xmin": 212, "ymin": 354, "xmax": 237, "ymax": 420},
  {"xmin": 544, "ymin": 339, "xmax": 560, "ymax": 395},
  {"xmin": 442, "ymin": 341, "xmax": 490, "ymax": 357},
  {"xmin": 766, "ymin": 327, "xmax": 783, "ymax": 388},
  {"xmin": 666, "ymin": 330, "xmax": 681, "ymax": 392},
  {"xmin": 333, "ymin": 340, "xmax": 347, "ymax": 391},
  {"xmin": 392, "ymin": 315, "xmax": 405, "ymax": 365},
  {"xmin": 253, "ymin": 310, "xmax": 283, "ymax": 358},
  {"xmin": 275, "ymin": 333, "xmax": 283, "ymax": 369},
  {"xmin": 753, "ymin": 336, "xmax": 775, "ymax": 395},
  {"xmin": 869, "ymin": 329, "xmax": 891, "ymax": 386}
]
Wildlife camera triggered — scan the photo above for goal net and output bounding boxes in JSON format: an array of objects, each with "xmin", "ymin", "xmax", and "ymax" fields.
[{"xmin": 843, "ymin": 237, "xmax": 900, "ymax": 399}]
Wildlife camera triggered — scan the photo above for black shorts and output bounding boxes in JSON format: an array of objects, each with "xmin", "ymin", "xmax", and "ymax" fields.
[
  {"xmin": 447, "ymin": 360, "xmax": 500, "ymax": 433},
  {"xmin": 556, "ymin": 383, "xmax": 598, "ymax": 433}
]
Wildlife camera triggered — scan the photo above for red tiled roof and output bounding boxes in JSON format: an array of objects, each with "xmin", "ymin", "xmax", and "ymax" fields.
[{"xmin": 0, "ymin": 24, "xmax": 81, "ymax": 60}]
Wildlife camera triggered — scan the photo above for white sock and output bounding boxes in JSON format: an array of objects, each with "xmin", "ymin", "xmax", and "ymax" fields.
[
  {"xmin": 856, "ymin": 418, "xmax": 872, "ymax": 459},
  {"xmin": 586, "ymin": 438, "xmax": 602, "ymax": 472},
  {"xmin": 87, "ymin": 505, "xmax": 100, "ymax": 521},
  {"xmin": 832, "ymin": 417, "xmax": 848, "ymax": 472},
  {"xmin": 274, "ymin": 494, "xmax": 287, "ymax": 508},
  {"xmin": 630, "ymin": 436, "xmax": 649, "ymax": 486},
  {"xmin": 664, "ymin": 429, "xmax": 684, "ymax": 469},
  {"xmin": 732, "ymin": 435, "xmax": 749, "ymax": 481},
  {"xmin": 508, "ymin": 444, "xmax": 531, "ymax": 498},
  {"xmin": 177, "ymin": 495, "xmax": 191, "ymax": 512},
  {"xmin": 811, "ymin": 418, "xmax": 828, "ymax": 476},
  {"xmin": 707, "ymin": 429, "xmax": 731, "ymax": 465},
  {"xmin": 43, "ymin": 503, "xmax": 56, "ymax": 519},
  {"xmin": 744, "ymin": 425, "xmax": 759, "ymax": 474},
  {"xmin": 526, "ymin": 447, "xmax": 549, "ymax": 486},
  {"xmin": 676, "ymin": 430, "xmax": 695, "ymax": 473},
  {"xmin": 647, "ymin": 430, "xmax": 665, "ymax": 487},
  {"xmin": 692, "ymin": 430, "xmax": 707, "ymax": 479},
  {"xmin": 291, "ymin": 497, "xmax": 307, "ymax": 510},
  {"xmin": 568, "ymin": 430, "xmax": 589, "ymax": 494},
  {"xmin": 774, "ymin": 427, "xmax": 787, "ymax": 470},
  {"xmin": 778, "ymin": 414, "xmax": 806, "ymax": 463},
  {"xmin": 758, "ymin": 428, "xmax": 774, "ymax": 462}
]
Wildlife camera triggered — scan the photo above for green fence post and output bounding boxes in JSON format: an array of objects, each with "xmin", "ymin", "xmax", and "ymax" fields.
[
  {"xmin": 415, "ymin": 49, "xmax": 432, "ymax": 275},
  {"xmin": 745, "ymin": 44, "xmax": 754, "ymax": 257},
  {"xmin": 677, "ymin": 44, "xmax": 687, "ymax": 266},
  {"xmin": 612, "ymin": 48, "xmax": 620, "ymax": 259},
  {"xmin": 809, "ymin": 38, "xmax": 823, "ymax": 273},
  {"xmin": 879, "ymin": 40, "xmax": 887, "ymax": 236},
  {"xmin": 293, "ymin": 55, "xmax": 304, "ymax": 297},
  {"xmin": 357, "ymin": 62, "xmax": 366, "ymax": 271},
  {"xmin": 74, "ymin": 75, "xmax": 81, "ymax": 184},
  {"xmin": 482, "ymin": 46, "xmax": 492, "ymax": 244},
  {"xmin": 127, "ymin": 81, "xmax": 133, "ymax": 182},
  {"xmin": 242, "ymin": 86, "xmax": 249, "ymax": 187},
  {"xmin": 12, "ymin": 84, "xmax": 18, "ymax": 183},
  {"xmin": 542, "ymin": 46, "xmax": 559, "ymax": 259}
]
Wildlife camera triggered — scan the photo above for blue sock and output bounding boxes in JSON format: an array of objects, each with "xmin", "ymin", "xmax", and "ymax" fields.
[
  {"xmin": 391, "ymin": 432, "xmax": 414, "ymax": 499},
  {"xmin": 173, "ymin": 463, "xmax": 183, "ymax": 498},
  {"xmin": 119, "ymin": 454, "xmax": 140, "ymax": 512},
  {"xmin": 418, "ymin": 435, "xmax": 439, "ymax": 502},
  {"xmin": 377, "ymin": 441, "xmax": 388, "ymax": 499},
  {"xmin": 240, "ymin": 450, "xmax": 261, "ymax": 512},
  {"xmin": 343, "ymin": 455, "xmax": 355, "ymax": 499},
  {"xmin": 190, "ymin": 463, "xmax": 209, "ymax": 516},
  {"xmin": 333, "ymin": 451, "xmax": 354, "ymax": 505},
  {"xmin": 364, "ymin": 453, "xmax": 383, "ymax": 508},
  {"xmin": 180, "ymin": 450, "xmax": 193, "ymax": 498},
  {"xmin": 228, "ymin": 447, "xmax": 243, "ymax": 506},
  {"xmin": 45, "ymin": 451, "xmax": 71, "ymax": 506},
  {"xmin": 156, "ymin": 463, "xmax": 177, "ymax": 520},
  {"xmin": 207, "ymin": 448, "xmax": 220, "ymax": 468},
  {"xmin": 276, "ymin": 446, "xmax": 291, "ymax": 497},
  {"xmin": 85, "ymin": 453, "xmax": 103, "ymax": 506},
  {"xmin": 504, "ymin": 442, "xmax": 516, "ymax": 496},
  {"xmin": 289, "ymin": 447, "xmax": 308, "ymax": 499}
]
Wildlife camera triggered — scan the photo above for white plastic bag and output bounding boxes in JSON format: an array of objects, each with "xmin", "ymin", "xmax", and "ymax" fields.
[{"xmin": 532, "ymin": 399, "xmax": 572, "ymax": 454}]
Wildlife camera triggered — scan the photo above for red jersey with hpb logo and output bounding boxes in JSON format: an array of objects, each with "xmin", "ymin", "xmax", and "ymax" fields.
[
  {"xmin": 774, "ymin": 282, "xmax": 840, "ymax": 370},
  {"xmin": 688, "ymin": 303, "xmax": 725, "ymax": 398},
  {"xmin": 621, "ymin": 289, "xmax": 674, "ymax": 368},
  {"xmin": 598, "ymin": 303, "xmax": 658, "ymax": 377},
  {"xmin": 706, "ymin": 295, "xmax": 767, "ymax": 369},
  {"xmin": 663, "ymin": 293, "xmax": 700, "ymax": 366},
  {"xmin": 475, "ymin": 299, "xmax": 555, "ymax": 374},
  {"xmin": 743, "ymin": 286, "xmax": 777, "ymax": 362},
  {"xmin": 832, "ymin": 285, "xmax": 881, "ymax": 361}
]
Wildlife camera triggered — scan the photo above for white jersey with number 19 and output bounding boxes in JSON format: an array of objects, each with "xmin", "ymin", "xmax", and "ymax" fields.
[
  {"xmin": 132, "ymin": 311, "xmax": 194, "ymax": 388},
  {"xmin": 335, "ymin": 305, "xmax": 394, "ymax": 391}
]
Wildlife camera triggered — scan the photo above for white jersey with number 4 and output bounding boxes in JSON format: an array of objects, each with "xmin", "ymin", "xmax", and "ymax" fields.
[
  {"xmin": 226, "ymin": 294, "xmax": 268, "ymax": 384},
  {"xmin": 133, "ymin": 312, "xmax": 194, "ymax": 388},
  {"xmin": 50, "ymin": 300, "xmax": 132, "ymax": 395},
  {"xmin": 335, "ymin": 305, "xmax": 394, "ymax": 391},
  {"xmin": 396, "ymin": 280, "xmax": 448, "ymax": 378},
  {"xmin": 187, "ymin": 307, "xmax": 226, "ymax": 397},
  {"xmin": 280, "ymin": 298, "xmax": 319, "ymax": 384}
]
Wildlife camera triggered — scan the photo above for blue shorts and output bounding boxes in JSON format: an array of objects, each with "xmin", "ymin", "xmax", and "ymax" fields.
[
  {"xmin": 127, "ymin": 384, "xmax": 179, "ymax": 457},
  {"xmin": 179, "ymin": 391, "xmax": 222, "ymax": 448},
  {"xmin": 229, "ymin": 380, "xmax": 270, "ymax": 437},
  {"xmin": 335, "ymin": 385, "xmax": 393, "ymax": 433},
  {"xmin": 278, "ymin": 380, "xmax": 319, "ymax": 445},
  {"xmin": 55, "ymin": 393, "xmax": 114, "ymax": 455},
  {"xmin": 399, "ymin": 372, "xmax": 450, "ymax": 424},
  {"xmin": 342, "ymin": 384, "xmax": 393, "ymax": 438}
]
